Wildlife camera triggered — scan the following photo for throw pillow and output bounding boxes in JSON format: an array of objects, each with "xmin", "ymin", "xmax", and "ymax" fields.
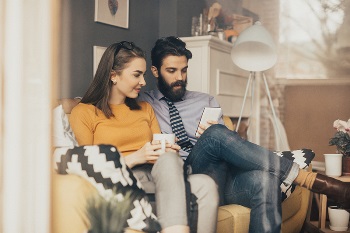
[
  {"xmin": 53, "ymin": 104, "xmax": 78, "ymax": 147},
  {"xmin": 54, "ymin": 144, "xmax": 161, "ymax": 233}
]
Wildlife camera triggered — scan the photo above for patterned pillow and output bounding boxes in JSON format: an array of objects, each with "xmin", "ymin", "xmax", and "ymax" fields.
[
  {"xmin": 54, "ymin": 144, "xmax": 161, "ymax": 233},
  {"xmin": 275, "ymin": 149, "xmax": 315, "ymax": 202}
]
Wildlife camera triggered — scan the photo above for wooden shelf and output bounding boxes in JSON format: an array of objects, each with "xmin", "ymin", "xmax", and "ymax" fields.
[{"xmin": 307, "ymin": 221, "xmax": 350, "ymax": 233}]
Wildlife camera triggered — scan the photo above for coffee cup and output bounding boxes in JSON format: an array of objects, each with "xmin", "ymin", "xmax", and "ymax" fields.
[{"xmin": 153, "ymin": 133, "xmax": 175, "ymax": 154}]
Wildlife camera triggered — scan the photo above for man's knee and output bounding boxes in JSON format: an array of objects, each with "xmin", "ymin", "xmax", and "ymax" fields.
[
  {"xmin": 203, "ymin": 124, "xmax": 235, "ymax": 141},
  {"xmin": 205, "ymin": 124, "xmax": 225, "ymax": 135}
]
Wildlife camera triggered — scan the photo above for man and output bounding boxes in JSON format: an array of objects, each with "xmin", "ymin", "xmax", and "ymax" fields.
[{"xmin": 139, "ymin": 36, "xmax": 350, "ymax": 233}]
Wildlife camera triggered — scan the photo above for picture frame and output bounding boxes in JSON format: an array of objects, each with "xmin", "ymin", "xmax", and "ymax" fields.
[
  {"xmin": 94, "ymin": 0, "xmax": 129, "ymax": 28},
  {"xmin": 93, "ymin": 46, "xmax": 107, "ymax": 77}
]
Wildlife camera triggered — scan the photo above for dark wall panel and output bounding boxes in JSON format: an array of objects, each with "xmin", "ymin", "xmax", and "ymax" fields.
[
  {"xmin": 59, "ymin": 0, "xmax": 160, "ymax": 98},
  {"xmin": 177, "ymin": 0, "xmax": 206, "ymax": 37},
  {"xmin": 59, "ymin": 0, "xmax": 209, "ymax": 98}
]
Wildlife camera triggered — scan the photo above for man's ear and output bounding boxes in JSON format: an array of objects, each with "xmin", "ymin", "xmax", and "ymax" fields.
[{"xmin": 151, "ymin": 66, "xmax": 159, "ymax": 78}]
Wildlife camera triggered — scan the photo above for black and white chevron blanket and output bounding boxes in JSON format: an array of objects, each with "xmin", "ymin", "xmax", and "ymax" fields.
[
  {"xmin": 54, "ymin": 144, "xmax": 161, "ymax": 233},
  {"xmin": 275, "ymin": 149, "xmax": 315, "ymax": 201},
  {"xmin": 54, "ymin": 144, "xmax": 315, "ymax": 231}
]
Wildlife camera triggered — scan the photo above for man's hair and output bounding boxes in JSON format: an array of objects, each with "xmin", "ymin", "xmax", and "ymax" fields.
[{"xmin": 151, "ymin": 36, "xmax": 192, "ymax": 69}]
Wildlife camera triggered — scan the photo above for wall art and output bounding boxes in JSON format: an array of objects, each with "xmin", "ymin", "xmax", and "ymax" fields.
[
  {"xmin": 93, "ymin": 46, "xmax": 107, "ymax": 77},
  {"xmin": 95, "ymin": 0, "xmax": 129, "ymax": 28}
]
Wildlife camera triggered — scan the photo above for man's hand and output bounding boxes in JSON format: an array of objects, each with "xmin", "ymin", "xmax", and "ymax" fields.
[{"xmin": 195, "ymin": 120, "xmax": 218, "ymax": 138}]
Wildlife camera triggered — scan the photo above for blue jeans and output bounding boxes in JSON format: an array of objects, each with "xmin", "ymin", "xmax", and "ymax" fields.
[
  {"xmin": 185, "ymin": 124, "xmax": 295, "ymax": 233},
  {"xmin": 225, "ymin": 169, "xmax": 282, "ymax": 233}
]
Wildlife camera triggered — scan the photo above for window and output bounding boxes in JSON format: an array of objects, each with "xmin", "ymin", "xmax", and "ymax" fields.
[{"xmin": 277, "ymin": 0, "xmax": 348, "ymax": 79}]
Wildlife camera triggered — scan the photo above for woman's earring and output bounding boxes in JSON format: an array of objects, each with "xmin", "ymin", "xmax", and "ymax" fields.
[{"xmin": 111, "ymin": 79, "xmax": 117, "ymax": 85}]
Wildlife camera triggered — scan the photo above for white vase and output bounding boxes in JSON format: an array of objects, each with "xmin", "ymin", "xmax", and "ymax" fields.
[
  {"xmin": 324, "ymin": 153, "xmax": 343, "ymax": 177},
  {"xmin": 328, "ymin": 206, "xmax": 350, "ymax": 231}
]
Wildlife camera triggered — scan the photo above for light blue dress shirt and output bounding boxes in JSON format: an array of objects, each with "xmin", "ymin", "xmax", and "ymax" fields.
[{"xmin": 138, "ymin": 89, "xmax": 224, "ymax": 159}]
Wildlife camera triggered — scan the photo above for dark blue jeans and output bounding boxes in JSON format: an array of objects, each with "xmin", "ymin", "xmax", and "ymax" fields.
[{"xmin": 185, "ymin": 124, "xmax": 295, "ymax": 233}]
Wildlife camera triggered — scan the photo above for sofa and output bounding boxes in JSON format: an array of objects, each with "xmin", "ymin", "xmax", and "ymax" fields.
[{"xmin": 52, "ymin": 99, "xmax": 312, "ymax": 233}]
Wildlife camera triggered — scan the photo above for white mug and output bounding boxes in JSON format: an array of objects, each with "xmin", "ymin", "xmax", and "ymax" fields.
[{"xmin": 153, "ymin": 133, "xmax": 175, "ymax": 154}]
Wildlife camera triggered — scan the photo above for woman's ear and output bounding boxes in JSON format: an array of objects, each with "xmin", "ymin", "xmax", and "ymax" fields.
[
  {"xmin": 110, "ymin": 71, "xmax": 118, "ymax": 85},
  {"xmin": 151, "ymin": 66, "xmax": 159, "ymax": 78}
]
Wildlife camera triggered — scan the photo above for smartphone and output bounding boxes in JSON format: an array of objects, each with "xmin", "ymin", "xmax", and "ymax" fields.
[{"xmin": 195, "ymin": 107, "xmax": 222, "ymax": 137}]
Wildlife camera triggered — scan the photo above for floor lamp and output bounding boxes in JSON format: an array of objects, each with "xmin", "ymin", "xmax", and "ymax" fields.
[{"xmin": 231, "ymin": 21, "xmax": 285, "ymax": 148}]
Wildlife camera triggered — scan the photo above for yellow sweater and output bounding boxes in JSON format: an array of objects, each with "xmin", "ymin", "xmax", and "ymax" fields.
[{"xmin": 69, "ymin": 101, "xmax": 161, "ymax": 156}]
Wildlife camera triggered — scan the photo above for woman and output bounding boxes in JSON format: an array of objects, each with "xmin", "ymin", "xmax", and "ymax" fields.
[{"xmin": 69, "ymin": 41, "xmax": 219, "ymax": 233}]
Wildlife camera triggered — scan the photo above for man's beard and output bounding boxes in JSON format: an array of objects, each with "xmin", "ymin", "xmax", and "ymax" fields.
[{"xmin": 158, "ymin": 74, "xmax": 187, "ymax": 102}]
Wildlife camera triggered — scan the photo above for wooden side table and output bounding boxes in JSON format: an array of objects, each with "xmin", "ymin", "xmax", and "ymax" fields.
[{"xmin": 318, "ymin": 175, "xmax": 350, "ymax": 230}]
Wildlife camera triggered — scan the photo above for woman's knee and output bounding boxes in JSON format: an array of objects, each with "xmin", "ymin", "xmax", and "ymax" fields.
[
  {"xmin": 155, "ymin": 152, "xmax": 183, "ymax": 167},
  {"xmin": 188, "ymin": 174, "xmax": 219, "ymax": 207},
  {"xmin": 152, "ymin": 152, "xmax": 184, "ymax": 178}
]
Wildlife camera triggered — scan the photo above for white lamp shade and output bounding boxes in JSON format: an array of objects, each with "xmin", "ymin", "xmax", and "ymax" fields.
[{"xmin": 231, "ymin": 22, "xmax": 277, "ymax": 72}]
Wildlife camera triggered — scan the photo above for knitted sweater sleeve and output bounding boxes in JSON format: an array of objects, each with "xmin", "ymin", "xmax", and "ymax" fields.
[{"xmin": 69, "ymin": 103, "xmax": 95, "ymax": 146}]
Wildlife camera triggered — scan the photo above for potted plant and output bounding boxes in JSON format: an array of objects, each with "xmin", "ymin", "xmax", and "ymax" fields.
[
  {"xmin": 329, "ymin": 119, "xmax": 350, "ymax": 175},
  {"xmin": 85, "ymin": 189, "xmax": 159, "ymax": 233},
  {"xmin": 85, "ymin": 191, "xmax": 135, "ymax": 233}
]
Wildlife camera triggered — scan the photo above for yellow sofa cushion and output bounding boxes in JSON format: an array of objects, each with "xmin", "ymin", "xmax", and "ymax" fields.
[
  {"xmin": 53, "ymin": 173, "xmax": 311, "ymax": 233},
  {"xmin": 52, "ymin": 173, "xmax": 98, "ymax": 233},
  {"xmin": 282, "ymin": 186, "xmax": 303, "ymax": 221},
  {"xmin": 217, "ymin": 205, "xmax": 250, "ymax": 233},
  {"xmin": 281, "ymin": 186, "xmax": 311, "ymax": 233},
  {"xmin": 216, "ymin": 185, "xmax": 311, "ymax": 233}
]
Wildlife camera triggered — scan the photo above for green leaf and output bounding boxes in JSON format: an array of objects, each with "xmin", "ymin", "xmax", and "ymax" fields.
[
  {"xmin": 329, "ymin": 131, "xmax": 350, "ymax": 156},
  {"xmin": 85, "ymin": 188, "xmax": 136, "ymax": 233}
]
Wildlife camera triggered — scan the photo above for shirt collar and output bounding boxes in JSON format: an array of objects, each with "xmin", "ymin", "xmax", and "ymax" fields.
[
  {"xmin": 153, "ymin": 88, "xmax": 187, "ymax": 102},
  {"xmin": 153, "ymin": 89, "xmax": 165, "ymax": 101}
]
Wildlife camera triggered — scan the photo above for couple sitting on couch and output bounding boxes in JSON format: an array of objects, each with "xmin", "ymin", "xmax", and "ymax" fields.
[{"xmin": 55, "ymin": 36, "xmax": 350, "ymax": 233}]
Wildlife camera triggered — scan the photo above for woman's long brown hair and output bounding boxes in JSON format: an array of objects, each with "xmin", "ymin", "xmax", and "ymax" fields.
[{"xmin": 81, "ymin": 42, "xmax": 146, "ymax": 118}]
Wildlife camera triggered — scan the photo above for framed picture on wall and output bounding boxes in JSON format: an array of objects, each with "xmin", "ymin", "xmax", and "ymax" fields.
[
  {"xmin": 94, "ymin": 0, "xmax": 129, "ymax": 28},
  {"xmin": 93, "ymin": 46, "xmax": 107, "ymax": 77}
]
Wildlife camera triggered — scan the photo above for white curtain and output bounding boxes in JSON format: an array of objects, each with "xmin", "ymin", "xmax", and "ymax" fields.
[{"xmin": 0, "ymin": 0, "xmax": 58, "ymax": 232}]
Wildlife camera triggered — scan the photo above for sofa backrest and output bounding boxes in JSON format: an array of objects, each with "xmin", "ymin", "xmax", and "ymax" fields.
[
  {"xmin": 58, "ymin": 98, "xmax": 237, "ymax": 132},
  {"xmin": 58, "ymin": 98, "xmax": 81, "ymax": 114}
]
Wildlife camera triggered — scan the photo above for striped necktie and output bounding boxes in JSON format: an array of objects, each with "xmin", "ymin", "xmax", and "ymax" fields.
[{"xmin": 163, "ymin": 97, "xmax": 193, "ymax": 153}]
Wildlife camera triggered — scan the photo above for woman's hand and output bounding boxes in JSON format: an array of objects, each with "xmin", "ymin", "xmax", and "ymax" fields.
[
  {"xmin": 124, "ymin": 140, "xmax": 182, "ymax": 168},
  {"xmin": 165, "ymin": 142, "xmax": 181, "ymax": 153},
  {"xmin": 124, "ymin": 142, "xmax": 162, "ymax": 168},
  {"xmin": 195, "ymin": 120, "xmax": 219, "ymax": 138},
  {"xmin": 152, "ymin": 139, "xmax": 181, "ymax": 154}
]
